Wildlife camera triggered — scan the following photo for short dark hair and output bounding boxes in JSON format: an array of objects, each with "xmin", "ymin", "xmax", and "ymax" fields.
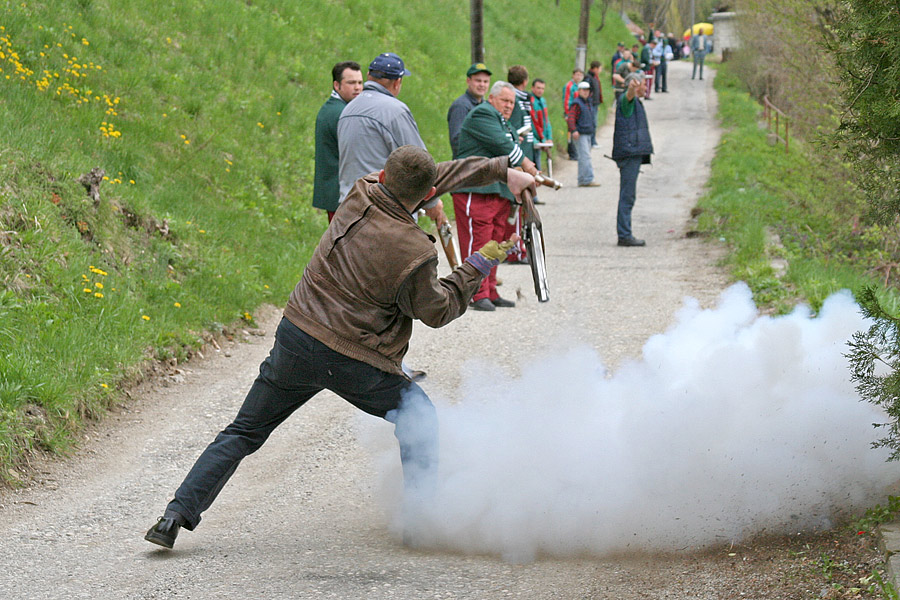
[
  {"xmin": 332, "ymin": 61, "xmax": 361, "ymax": 83},
  {"xmin": 590, "ymin": 60, "xmax": 601, "ymax": 70},
  {"xmin": 573, "ymin": 68, "xmax": 584, "ymax": 75},
  {"xmin": 507, "ymin": 65, "xmax": 528, "ymax": 87},
  {"xmin": 383, "ymin": 146, "xmax": 437, "ymax": 203},
  {"xmin": 532, "ymin": 78, "xmax": 545, "ymax": 86}
]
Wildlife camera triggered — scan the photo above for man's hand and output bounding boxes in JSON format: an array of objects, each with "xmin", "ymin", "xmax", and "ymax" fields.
[
  {"xmin": 424, "ymin": 202, "xmax": 449, "ymax": 228},
  {"xmin": 506, "ymin": 168, "xmax": 536, "ymax": 198},
  {"xmin": 572, "ymin": 131, "xmax": 580, "ymax": 140},
  {"xmin": 519, "ymin": 157, "xmax": 539, "ymax": 176}
]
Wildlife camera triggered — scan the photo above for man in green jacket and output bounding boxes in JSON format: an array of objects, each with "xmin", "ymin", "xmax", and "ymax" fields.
[
  {"xmin": 453, "ymin": 81, "xmax": 538, "ymax": 311},
  {"xmin": 312, "ymin": 61, "xmax": 363, "ymax": 221}
]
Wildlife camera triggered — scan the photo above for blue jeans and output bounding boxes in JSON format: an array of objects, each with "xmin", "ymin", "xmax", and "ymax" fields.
[
  {"xmin": 590, "ymin": 105, "xmax": 599, "ymax": 146},
  {"xmin": 616, "ymin": 156, "xmax": 642, "ymax": 239},
  {"xmin": 693, "ymin": 52, "xmax": 706, "ymax": 79},
  {"xmin": 655, "ymin": 62, "xmax": 667, "ymax": 92},
  {"xmin": 576, "ymin": 133, "xmax": 594, "ymax": 185},
  {"xmin": 165, "ymin": 318, "xmax": 438, "ymax": 530}
]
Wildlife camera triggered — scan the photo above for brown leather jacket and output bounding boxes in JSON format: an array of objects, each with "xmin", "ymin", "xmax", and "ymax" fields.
[{"xmin": 284, "ymin": 155, "xmax": 509, "ymax": 376}]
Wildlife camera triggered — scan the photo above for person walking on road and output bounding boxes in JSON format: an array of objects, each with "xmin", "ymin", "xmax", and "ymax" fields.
[
  {"xmin": 145, "ymin": 146, "xmax": 536, "ymax": 549},
  {"xmin": 312, "ymin": 61, "xmax": 363, "ymax": 222},
  {"xmin": 612, "ymin": 73, "xmax": 654, "ymax": 247}
]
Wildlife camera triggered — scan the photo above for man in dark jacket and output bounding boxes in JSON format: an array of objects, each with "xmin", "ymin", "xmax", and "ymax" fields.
[
  {"xmin": 567, "ymin": 81, "xmax": 598, "ymax": 187},
  {"xmin": 312, "ymin": 61, "xmax": 362, "ymax": 221},
  {"xmin": 612, "ymin": 73, "xmax": 654, "ymax": 247},
  {"xmin": 585, "ymin": 61, "xmax": 603, "ymax": 148},
  {"xmin": 447, "ymin": 63, "xmax": 491, "ymax": 158},
  {"xmin": 145, "ymin": 146, "xmax": 536, "ymax": 549}
]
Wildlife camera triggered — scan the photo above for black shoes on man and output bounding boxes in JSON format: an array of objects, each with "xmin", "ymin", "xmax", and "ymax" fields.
[
  {"xmin": 470, "ymin": 297, "xmax": 516, "ymax": 311},
  {"xmin": 145, "ymin": 515, "xmax": 183, "ymax": 549},
  {"xmin": 617, "ymin": 237, "xmax": 646, "ymax": 247}
]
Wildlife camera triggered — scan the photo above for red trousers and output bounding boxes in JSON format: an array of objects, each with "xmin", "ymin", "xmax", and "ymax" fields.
[{"xmin": 452, "ymin": 192, "xmax": 508, "ymax": 302}]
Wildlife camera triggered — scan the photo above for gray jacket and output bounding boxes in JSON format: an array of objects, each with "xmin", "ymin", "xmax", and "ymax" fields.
[{"xmin": 337, "ymin": 81, "xmax": 435, "ymax": 207}]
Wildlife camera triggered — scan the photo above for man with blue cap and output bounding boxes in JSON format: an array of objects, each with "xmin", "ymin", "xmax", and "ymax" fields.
[{"xmin": 336, "ymin": 52, "xmax": 448, "ymax": 230}]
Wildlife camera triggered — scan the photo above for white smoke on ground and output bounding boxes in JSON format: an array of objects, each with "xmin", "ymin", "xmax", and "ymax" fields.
[{"xmin": 360, "ymin": 283, "xmax": 898, "ymax": 562}]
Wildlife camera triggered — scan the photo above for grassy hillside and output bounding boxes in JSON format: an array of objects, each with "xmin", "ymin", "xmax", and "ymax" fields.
[
  {"xmin": 0, "ymin": 1, "xmax": 632, "ymax": 479},
  {"xmin": 695, "ymin": 62, "xmax": 900, "ymax": 315}
]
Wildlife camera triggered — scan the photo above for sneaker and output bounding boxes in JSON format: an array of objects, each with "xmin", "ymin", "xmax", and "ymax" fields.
[
  {"xmin": 409, "ymin": 370, "xmax": 427, "ymax": 382},
  {"xmin": 145, "ymin": 516, "xmax": 182, "ymax": 549},
  {"xmin": 578, "ymin": 181, "xmax": 601, "ymax": 187},
  {"xmin": 491, "ymin": 297, "xmax": 516, "ymax": 308},
  {"xmin": 617, "ymin": 237, "xmax": 646, "ymax": 247},
  {"xmin": 470, "ymin": 298, "xmax": 496, "ymax": 311}
]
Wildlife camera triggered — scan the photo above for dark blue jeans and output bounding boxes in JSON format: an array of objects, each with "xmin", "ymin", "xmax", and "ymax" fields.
[
  {"xmin": 616, "ymin": 156, "xmax": 642, "ymax": 240},
  {"xmin": 165, "ymin": 318, "xmax": 438, "ymax": 530}
]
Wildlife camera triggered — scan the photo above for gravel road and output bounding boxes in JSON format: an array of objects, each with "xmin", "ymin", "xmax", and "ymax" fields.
[{"xmin": 0, "ymin": 61, "xmax": 746, "ymax": 599}]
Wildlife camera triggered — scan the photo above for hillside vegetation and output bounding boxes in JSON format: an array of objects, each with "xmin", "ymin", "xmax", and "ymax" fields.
[{"xmin": 0, "ymin": 0, "xmax": 631, "ymax": 479}]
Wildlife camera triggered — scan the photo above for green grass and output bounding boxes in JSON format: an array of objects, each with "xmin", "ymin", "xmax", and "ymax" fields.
[
  {"xmin": 0, "ymin": 1, "xmax": 633, "ymax": 480},
  {"xmin": 695, "ymin": 61, "xmax": 900, "ymax": 315}
]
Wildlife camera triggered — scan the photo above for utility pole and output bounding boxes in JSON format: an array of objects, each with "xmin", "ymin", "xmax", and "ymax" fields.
[
  {"xmin": 576, "ymin": 0, "xmax": 591, "ymax": 71},
  {"xmin": 471, "ymin": 0, "xmax": 484, "ymax": 63}
]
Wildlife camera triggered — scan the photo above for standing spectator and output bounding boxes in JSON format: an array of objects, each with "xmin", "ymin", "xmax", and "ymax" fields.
[
  {"xmin": 611, "ymin": 42, "xmax": 625, "ymax": 74},
  {"xmin": 692, "ymin": 32, "xmax": 712, "ymax": 80},
  {"xmin": 453, "ymin": 81, "xmax": 538, "ymax": 311},
  {"xmin": 586, "ymin": 61, "xmax": 604, "ymax": 148},
  {"xmin": 530, "ymin": 78, "xmax": 552, "ymax": 172},
  {"xmin": 337, "ymin": 52, "xmax": 447, "ymax": 227},
  {"xmin": 506, "ymin": 65, "xmax": 534, "ymax": 263},
  {"xmin": 567, "ymin": 81, "xmax": 599, "ymax": 187},
  {"xmin": 562, "ymin": 68, "xmax": 585, "ymax": 160},
  {"xmin": 640, "ymin": 40, "xmax": 658, "ymax": 99},
  {"xmin": 652, "ymin": 37, "xmax": 670, "ymax": 93},
  {"xmin": 612, "ymin": 51, "xmax": 635, "ymax": 101},
  {"xmin": 338, "ymin": 51, "xmax": 444, "ymax": 381},
  {"xmin": 667, "ymin": 33, "xmax": 680, "ymax": 60},
  {"xmin": 447, "ymin": 63, "xmax": 491, "ymax": 158},
  {"xmin": 313, "ymin": 61, "xmax": 363, "ymax": 222},
  {"xmin": 612, "ymin": 73, "xmax": 654, "ymax": 247}
]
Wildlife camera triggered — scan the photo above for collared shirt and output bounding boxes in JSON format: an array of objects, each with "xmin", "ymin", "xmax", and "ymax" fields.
[{"xmin": 337, "ymin": 81, "xmax": 426, "ymax": 203}]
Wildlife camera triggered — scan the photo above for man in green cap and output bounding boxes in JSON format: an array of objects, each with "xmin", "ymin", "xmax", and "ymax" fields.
[{"xmin": 447, "ymin": 63, "xmax": 492, "ymax": 158}]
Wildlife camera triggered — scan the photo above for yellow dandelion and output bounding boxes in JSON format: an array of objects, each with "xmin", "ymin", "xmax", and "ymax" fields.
[
  {"xmin": 141, "ymin": 315, "xmax": 150, "ymax": 321},
  {"xmin": 184, "ymin": 139, "xmax": 190, "ymax": 145},
  {"xmin": 129, "ymin": 180, "xmax": 135, "ymax": 185},
  {"xmin": 83, "ymin": 288, "xmax": 92, "ymax": 293},
  {"xmin": 264, "ymin": 284, "xmax": 269, "ymax": 289},
  {"xmin": 95, "ymin": 282, "xmax": 103, "ymax": 289},
  {"xmin": 198, "ymin": 229, "xmax": 206, "ymax": 234},
  {"xmin": 94, "ymin": 292, "xmax": 103, "ymax": 298},
  {"xmin": 174, "ymin": 302, "xmax": 181, "ymax": 308},
  {"xmin": 100, "ymin": 383, "xmax": 109, "ymax": 389}
]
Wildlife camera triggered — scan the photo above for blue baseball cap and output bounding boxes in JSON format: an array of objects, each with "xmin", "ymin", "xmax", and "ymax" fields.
[{"xmin": 368, "ymin": 52, "xmax": 411, "ymax": 79}]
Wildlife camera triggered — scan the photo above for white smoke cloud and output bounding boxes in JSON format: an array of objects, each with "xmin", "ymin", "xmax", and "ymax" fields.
[{"xmin": 360, "ymin": 283, "xmax": 898, "ymax": 562}]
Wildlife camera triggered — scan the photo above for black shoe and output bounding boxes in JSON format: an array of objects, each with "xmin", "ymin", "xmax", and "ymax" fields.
[
  {"xmin": 617, "ymin": 237, "xmax": 646, "ymax": 247},
  {"xmin": 506, "ymin": 256, "xmax": 530, "ymax": 265},
  {"xmin": 470, "ymin": 298, "xmax": 496, "ymax": 311},
  {"xmin": 145, "ymin": 516, "xmax": 182, "ymax": 549},
  {"xmin": 409, "ymin": 370, "xmax": 426, "ymax": 382},
  {"xmin": 491, "ymin": 297, "xmax": 515, "ymax": 308}
]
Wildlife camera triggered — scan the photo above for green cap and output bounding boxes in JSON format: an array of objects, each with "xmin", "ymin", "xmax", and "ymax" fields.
[{"xmin": 466, "ymin": 62, "xmax": 492, "ymax": 77}]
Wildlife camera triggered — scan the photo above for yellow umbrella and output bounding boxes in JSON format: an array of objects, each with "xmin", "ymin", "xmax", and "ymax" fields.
[{"xmin": 682, "ymin": 23, "xmax": 714, "ymax": 39}]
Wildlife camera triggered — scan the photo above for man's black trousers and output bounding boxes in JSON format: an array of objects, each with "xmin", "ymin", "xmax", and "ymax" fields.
[{"xmin": 165, "ymin": 317, "xmax": 438, "ymax": 530}]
